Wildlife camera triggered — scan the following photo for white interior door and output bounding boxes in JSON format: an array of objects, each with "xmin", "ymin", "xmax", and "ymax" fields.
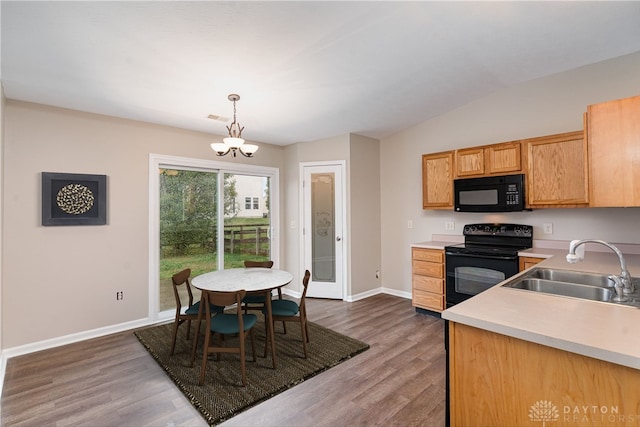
[{"xmin": 302, "ymin": 163, "xmax": 345, "ymax": 299}]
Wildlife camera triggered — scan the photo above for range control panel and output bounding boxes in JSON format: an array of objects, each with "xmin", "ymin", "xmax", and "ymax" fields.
[{"xmin": 463, "ymin": 223, "xmax": 533, "ymax": 238}]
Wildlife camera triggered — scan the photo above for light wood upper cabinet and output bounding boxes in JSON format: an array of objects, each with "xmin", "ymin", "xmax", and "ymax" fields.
[
  {"xmin": 486, "ymin": 142, "xmax": 522, "ymax": 175},
  {"xmin": 455, "ymin": 142, "xmax": 522, "ymax": 178},
  {"xmin": 455, "ymin": 147, "xmax": 485, "ymax": 176},
  {"xmin": 525, "ymin": 130, "xmax": 589, "ymax": 207},
  {"xmin": 587, "ymin": 95, "xmax": 640, "ymax": 207},
  {"xmin": 422, "ymin": 151, "xmax": 454, "ymax": 209}
]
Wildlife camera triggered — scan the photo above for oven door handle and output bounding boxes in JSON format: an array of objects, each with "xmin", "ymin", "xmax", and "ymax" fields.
[{"xmin": 445, "ymin": 252, "xmax": 518, "ymax": 261}]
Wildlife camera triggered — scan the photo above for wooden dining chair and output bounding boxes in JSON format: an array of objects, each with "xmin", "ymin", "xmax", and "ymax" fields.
[
  {"xmin": 170, "ymin": 268, "xmax": 224, "ymax": 356},
  {"xmin": 263, "ymin": 269, "xmax": 311, "ymax": 358},
  {"xmin": 241, "ymin": 260, "xmax": 277, "ymax": 309},
  {"xmin": 241, "ymin": 260, "xmax": 289, "ymax": 333},
  {"xmin": 192, "ymin": 289, "xmax": 258, "ymax": 386}
]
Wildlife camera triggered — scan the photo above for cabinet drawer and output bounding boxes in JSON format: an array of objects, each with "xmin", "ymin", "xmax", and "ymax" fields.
[
  {"xmin": 412, "ymin": 260, "xmax": 444, "ymax": 278},
  {"xmin": 413, "ymin": 290, "xmax": 445, "ymax": 311},
  {"xmin": 412, "ymin": 248, "xmax": 444, "ymax": 263},
  {"xmin": 413, "ymin": 275, "xmax": 444, "ymax": 293}
]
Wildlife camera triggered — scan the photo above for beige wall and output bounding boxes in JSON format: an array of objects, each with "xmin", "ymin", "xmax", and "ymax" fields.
[
  {"xmin": 282, "ymin": 133, "xmax": 382, "ymax": 298},
  {"xmin": 2, "ymin": 101, "xmax": 286, "ymax": 348},
  {"xmin": 380, "ymin": 52, "xmax": 640, "ymax": 296},
  {"xmin": 1, "ymin": 84, "xmax": 5, "ymax": 354},
  {"xmin": 348, "ymin": 134, "xmax": 381, "ymax": 295},
  {"xmin": 4, "ymin": 51, "xmax": 640, "ymax": 350},
  {"xmin": 1, "ymin": 102, "xmax": 382, "ymax": 351},
  {"xmin": 283, "ymin": 135, "xmax": 350, "ymax": 294}
]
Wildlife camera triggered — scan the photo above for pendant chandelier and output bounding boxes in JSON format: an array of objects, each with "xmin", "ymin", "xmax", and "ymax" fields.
[{"xmin": 211, "ymin": 94, "xmax": 259, "ymax": 157}]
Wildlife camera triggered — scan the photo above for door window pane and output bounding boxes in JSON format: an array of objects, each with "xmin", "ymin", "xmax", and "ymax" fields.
[{"xmin": 311, "ymin": 173, "xmax": 336, "ymax": 282}]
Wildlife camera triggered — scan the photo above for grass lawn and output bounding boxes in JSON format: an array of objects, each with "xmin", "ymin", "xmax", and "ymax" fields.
[{"xmin": 160, "ymin": 218, "xmax": 270, "ymax": 280}]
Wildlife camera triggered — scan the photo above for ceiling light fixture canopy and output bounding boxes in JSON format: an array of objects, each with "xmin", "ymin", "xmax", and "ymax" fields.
[{"xmin": 211, "ymin": 94, "xmax": 258, "ymax": 158}]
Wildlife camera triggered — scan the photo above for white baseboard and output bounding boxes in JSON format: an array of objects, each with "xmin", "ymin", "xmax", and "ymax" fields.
[
  {"xmin": 283, "ymin": 286, "xmax": 411, "ymax": 302},
  {"xmin": 348, "ymin": 287, "xmax": 412, "ymax": 302}
]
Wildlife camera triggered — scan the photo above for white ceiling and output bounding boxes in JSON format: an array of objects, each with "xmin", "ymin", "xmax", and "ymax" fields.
[{"xmin": 2, "ymin": 1, "xmax": 640, "ymax": 146}]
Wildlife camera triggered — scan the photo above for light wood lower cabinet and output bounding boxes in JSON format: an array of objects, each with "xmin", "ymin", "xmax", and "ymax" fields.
[
  {"xmin": 411, "ymin": 248, "xmax": 445, "ymax": 312},
  {"xmin": 449, "ymin": 322, "xmax": 640, "ymax": 427},
  {"xmin": 519, "ymin": 256, "xmax": 545, "ymax": 271}
]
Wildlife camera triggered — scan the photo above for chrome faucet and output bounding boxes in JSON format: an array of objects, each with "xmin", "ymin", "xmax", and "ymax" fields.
[{"xmin": 566, "ymin": 239, "xmax": 634, "ymax": 299}]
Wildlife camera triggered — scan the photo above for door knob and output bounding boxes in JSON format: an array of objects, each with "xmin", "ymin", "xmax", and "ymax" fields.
[{"xmin": 336, "ymin": 236, "xmax": 342, "ymax": 241}]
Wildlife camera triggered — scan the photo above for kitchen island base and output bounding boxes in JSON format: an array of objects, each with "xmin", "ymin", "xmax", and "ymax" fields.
[{"xmin": 449, "ymin": 322, "xmax": 640, "ymax": 427}]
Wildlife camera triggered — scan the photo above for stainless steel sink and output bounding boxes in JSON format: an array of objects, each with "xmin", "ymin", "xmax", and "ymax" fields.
[
  {"xmin": 527, "ymin": 268, "xmax": 614, "ymax": 288},
  {"xmin": 505, "ymin": 278, "xmax": 613, "ymax": 302},
  {"xmin": 501, "ymin": 267, "xmax": 640, "ymax": 307}
]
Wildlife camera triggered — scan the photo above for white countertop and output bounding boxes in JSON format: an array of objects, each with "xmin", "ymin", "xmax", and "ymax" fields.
[
  {"xmin": 411, "ymin": 240, "xmax": 460, "ymax": 250},
  {"xmin": 442, "ymin": 251, "xmax": 640, "ymax": 370}
]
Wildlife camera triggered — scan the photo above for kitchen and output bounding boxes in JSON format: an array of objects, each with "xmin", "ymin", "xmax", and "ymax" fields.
[
  {"xmin": 409, "ymin": 90, "xmax": 640, "ymax": 425},
  {"xmin": 2, "ymin": 2, "xmax": 640, "ymax": 426},
  {"xmin": 381, "ymin": 52, "xmax": 640, "ymax": 299}
]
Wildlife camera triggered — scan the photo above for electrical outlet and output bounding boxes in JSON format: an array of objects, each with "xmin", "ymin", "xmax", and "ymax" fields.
[
  {"xmin": 543, "ymin": 223, "xmax": 553, "ymax": 235},
  {"xmin": 116, "ymin": 291, "xmax": 124, "ymax": 300},
  {"xmin": 445, "ymin": 221, "xmax": 455, "ymax": 231},
  {"xmin": 375, "ymin": 269, "xmax": 380, "ymax": 279}
]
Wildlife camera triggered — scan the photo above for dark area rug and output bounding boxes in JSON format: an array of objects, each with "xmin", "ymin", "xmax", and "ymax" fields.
[{"xmin": 134, "ymin": 318, "xmax": 369, "ymax": 426}]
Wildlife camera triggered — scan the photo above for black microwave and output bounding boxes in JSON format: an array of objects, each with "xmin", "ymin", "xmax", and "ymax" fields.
[{"xmin": 454, "ymin": 174, "xmax": 527, "ymax": 212}]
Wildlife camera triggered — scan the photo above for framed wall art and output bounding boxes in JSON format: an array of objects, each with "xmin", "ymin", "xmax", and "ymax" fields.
[{"xmin": 42, "ymin": 172, "xmax": 107, "ymax": 226}]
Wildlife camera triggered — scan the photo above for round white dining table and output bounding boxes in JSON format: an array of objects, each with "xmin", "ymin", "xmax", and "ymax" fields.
[
  {"xmin": 192, "ymin": 268, "xmax": 293, "ymax": 293},
  {"xmin": 191, "ymin": 268, "xmax": 293, "ymax": 368}
]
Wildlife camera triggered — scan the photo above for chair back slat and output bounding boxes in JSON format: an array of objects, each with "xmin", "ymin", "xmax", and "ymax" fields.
[
  {"xmin": 244, "ymin": 260, "xmax": 274, "ymax": 268},
  {"xmin": 204, "ymin": 289, "xmax": 246, "ymax": 314},
  {"xmin": 171, "ymin": 268, "xmax": 194, "ymax": 309}
]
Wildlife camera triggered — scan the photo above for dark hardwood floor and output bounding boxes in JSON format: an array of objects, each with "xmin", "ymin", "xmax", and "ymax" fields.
[{"xmin": 1, "ymin": 294, "xmax": 446, "ymax": 427}]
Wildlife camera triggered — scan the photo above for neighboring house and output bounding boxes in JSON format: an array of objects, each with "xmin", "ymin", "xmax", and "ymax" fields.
[{"xmin": 232, "ymin": 175, "xmax": 268, "ymax": 219}]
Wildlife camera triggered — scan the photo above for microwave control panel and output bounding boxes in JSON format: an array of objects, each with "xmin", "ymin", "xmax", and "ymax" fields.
[{"xmin": 505, "ymin": 183, "xmax": 520, "ymax": 206}]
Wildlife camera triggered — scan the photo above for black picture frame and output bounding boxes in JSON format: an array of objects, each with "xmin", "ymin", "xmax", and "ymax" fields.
[{"xmin": 42, "ymin": 172, "xmax": 107, "ymax": 226}]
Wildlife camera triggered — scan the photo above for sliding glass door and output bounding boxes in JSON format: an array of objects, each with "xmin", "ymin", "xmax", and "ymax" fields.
[{"xmin": 150, "ymin": 155, "xmax": 278, "ymax": 318}]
